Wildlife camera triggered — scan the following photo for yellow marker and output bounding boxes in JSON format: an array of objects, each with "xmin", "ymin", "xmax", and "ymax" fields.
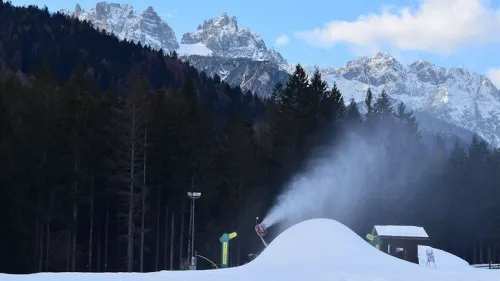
[
  {"xmin": 222, "ymin": 242, "xmax": 228, "ymax": 264},
  {"xmin": 229, "ymin": 232, "xmax": 237, "ymax": 239}
]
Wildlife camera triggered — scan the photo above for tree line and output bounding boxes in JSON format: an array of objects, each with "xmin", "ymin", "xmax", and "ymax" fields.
[{"xmin": 1, "ymin": 0, "xmax": 500, "ymax": 274}]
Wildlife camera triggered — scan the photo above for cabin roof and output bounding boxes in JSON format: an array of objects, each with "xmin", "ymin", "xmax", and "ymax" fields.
[{"xmin": 373, "ymin": 225, "xmax": 429, "ymax": 239}]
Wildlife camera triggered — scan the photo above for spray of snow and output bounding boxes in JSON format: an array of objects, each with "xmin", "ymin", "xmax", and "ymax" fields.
[
  {"xmin": 261, "ymin": 122, "xmax": 430, "ymax": 232},
  {"xmin": 261, "ymin": 131, "xmax": 376, "ymax": 229}
]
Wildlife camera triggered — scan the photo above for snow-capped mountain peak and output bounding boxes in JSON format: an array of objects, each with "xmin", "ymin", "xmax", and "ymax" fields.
[
  {"xmin": 407, "ymin": 60, "xmax": 447, "ymax": 84},
  {"xmin": 60, "ymin": 2, "xmax": 179, "ymax": 52},
  {"xmin": 335, "ymin": 52, "xmax": 407, "ymax": 86},
  {"xmin": 310, "ymin": 54, "xmax": 500, "ymax": 146},
  {"xmin": 180, "ymin": 13, "xmax": 286, "ymax": 64},
  {"xmin": 60, "ymin": 3, "xmax": 286, "ymax": 64},
  {"xmin": 208, "ymin": 12, "xmax": 238, "ymax": 31}
]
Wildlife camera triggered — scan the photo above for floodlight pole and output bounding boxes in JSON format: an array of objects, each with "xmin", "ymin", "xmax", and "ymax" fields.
[{"xmin": 187, "ymin": 191, "xmax": 201, "ymax": 270}]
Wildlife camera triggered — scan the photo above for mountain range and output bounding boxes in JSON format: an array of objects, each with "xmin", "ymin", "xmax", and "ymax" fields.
[{"xmin": 59, "ymin": 2, "xmax": 500, "ymax": 148}]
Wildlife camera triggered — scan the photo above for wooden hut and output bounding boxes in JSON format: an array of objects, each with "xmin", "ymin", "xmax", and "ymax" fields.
[{"xmin": 371, "ymin": 225, "xmax": 430, "ymax": 264}]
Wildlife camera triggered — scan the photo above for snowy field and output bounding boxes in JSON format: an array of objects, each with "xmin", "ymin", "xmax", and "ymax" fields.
[{"xmin": 1, "ymin": 219, "xmax": 498, "ymax": 281}]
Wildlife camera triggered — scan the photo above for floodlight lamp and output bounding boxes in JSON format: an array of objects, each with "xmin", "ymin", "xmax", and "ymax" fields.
[{"xmin": 187, "ymin": 191, "xmax": 202, "ymax": 199}]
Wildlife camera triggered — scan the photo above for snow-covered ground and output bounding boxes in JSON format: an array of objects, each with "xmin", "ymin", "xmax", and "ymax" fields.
[
  {"xmin": 418, "ymin": 245, "xmax": 470, "ymax": 269},
  {"xmin": 1, "ymin": 219, "xmax": 498, "ymax": 281}
]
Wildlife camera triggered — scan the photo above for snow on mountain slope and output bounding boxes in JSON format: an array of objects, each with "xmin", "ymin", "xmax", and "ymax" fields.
[
  {"xmin": 60, "ymin": 2, "xmax": 179, "ymax": 52},
  {"xmin": 183, "ymin": 55, "xmax": 290, "ymax": 96},
  {"xmin": 178, "ymin": 43, "xmax": 213, "ymax": 56},
  {"xmin": 311, "ymin": 53, "xmax": 500, "ymax": 147},
  {"xmin": 180, "ymin": 13, "xmax": 286, "ymax": 65},
  {"xmin": 2, "ymin": 219, "xmax": 497, "ymax": 281}
]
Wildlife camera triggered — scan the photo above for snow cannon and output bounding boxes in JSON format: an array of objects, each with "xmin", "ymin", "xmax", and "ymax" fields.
[
  {"xmin": 255, "ymin": 217, "xmax": 268, "ymax": 248},
  {"xmin": 255, "ymin": 223, "xmax": 267, "ymax": 237}
]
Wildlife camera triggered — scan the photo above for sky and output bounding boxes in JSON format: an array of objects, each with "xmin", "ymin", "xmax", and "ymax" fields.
[{"xmin": 8, "ymin": 0, "xmax": 500, "ymax": 88}]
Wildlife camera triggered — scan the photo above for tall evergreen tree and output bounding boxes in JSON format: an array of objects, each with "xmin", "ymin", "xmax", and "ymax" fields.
[
  {"xmin": 270, "ymin": 82, "xmax": 284, "ymax": 102},
  {"xmin": 373, "ymin": 90, "xmax": 393, "ymax": 121},
  {"xmin": 393, "ymin": 101, "xmax": 420, "ymax": 139},
  {"xmin": 364, "ymin": 87, "xmax": 374, "ymax": 121},
  {"xmin": 344, "ymin": 98, "xmax": 362, "ymax": 127},
  {"xmin": 55, "ymin": 65, "xmax": 97, "ymax": 271},
  {"xmin": 108, "ymin": 68, "xmax": 150, "ymax": 272}
]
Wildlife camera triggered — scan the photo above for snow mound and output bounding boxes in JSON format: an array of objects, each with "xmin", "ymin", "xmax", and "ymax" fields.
[
  {"xmin": 247, "ymin": 218, "xmax": 495, "ymax": 280},
  {"xmin": 250, "ymin": 218, "xmax": 419, "ymax": 270},
  {"xmin": 418, "ymin": 245, "xmax": 470, "ymax": 269}
]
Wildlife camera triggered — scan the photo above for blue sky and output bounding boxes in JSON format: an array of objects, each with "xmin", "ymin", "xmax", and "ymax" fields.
[{"xmin": 9, "ymin": 0, "xmax": 500, "ymax": 87}]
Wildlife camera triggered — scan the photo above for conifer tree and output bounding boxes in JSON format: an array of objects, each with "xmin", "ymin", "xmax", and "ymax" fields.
[
  {"xmin": 344, "ymin": 98, "xmax": 362, "ymax": 127},
  {"xmin": 468, "ymin": 134, "xmax": 490, "ymax": 164},
  {"xmin": 300, "ymin": 67, "xmax": 325, "ymax": 137},
  {"xmin": 179, "ymin": 78, "xmax": 215, "ymax": 195},
  {"xmin": 373, "ymin": 90, "xmax": 393, "ymax": 121},
  {"xmin": 55, "ymin": 65, "xmax": 97, "ymax": 271},
  {"xmin": 270, "ymin": 82, "xmax": 284, "ymax": 101},
  {"xmin": 108, "ymin": 67, "xmax": 150, "ymax": 272},
  {"xmin": 282, "ymin": 64, "xmax": 309, "ymax": 114},
  {"xmin": 217, "ymin": 114, "xmax": 258, "ymax": 261},
  {"xmin": 329, "ymin": 82, "xmax": 346, "ymax": 121},
  {"xmin": 364, "ymin": 87, "xmax": 374, "ymax": 119},
  {"xmin": 393, "ymin": 101, "xmax": 420, "ymax": 138},
  {"xmin": 272, "ymin": 65, "xmax": 309, "ymax": 156},
  {"xmin": 309, "ymin": 68, "xmax": 328, "ymax": 100}
]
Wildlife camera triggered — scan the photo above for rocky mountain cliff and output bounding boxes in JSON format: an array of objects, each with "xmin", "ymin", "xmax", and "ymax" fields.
[
  {"xmin": 180, "ymin": 13, "xmax": 286, "ymax": 65},
  {"xmin": 185, "ymin": 55, "xmax": 290, "ymax": 97},
  {"xmin": 60, "ymin": 2, "xmax": 179, "ymax": 51},
  {"xmin": 316, "ymin": 53, "xmax": 500, "ymax": 147},
  {"xmin": 59, "ymin": 2, "xmax": 500, "ymax": 147}
]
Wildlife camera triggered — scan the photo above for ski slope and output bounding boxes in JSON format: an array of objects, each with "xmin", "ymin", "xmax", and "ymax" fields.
[{"xmin": 1, "ymin": 219, "xmax": 498, "ymax": 281}]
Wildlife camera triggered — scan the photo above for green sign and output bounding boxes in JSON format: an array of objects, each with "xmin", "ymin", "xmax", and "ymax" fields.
[
  {"xmin": 366, "ymin": 233, "xmax": 375, "ymax": 241},
  {"xmin": 366, "ymin": 233, "xmax": 381, "ymax": 250},
  {"xmin": 219, "ymin": 232, "xmax": 237, "ymax": 268}
]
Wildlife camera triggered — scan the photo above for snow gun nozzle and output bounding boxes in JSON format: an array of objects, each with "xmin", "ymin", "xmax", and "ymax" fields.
[{"xmin": 255, "ymin": 223, "xmax": 267, "ymax": 237}]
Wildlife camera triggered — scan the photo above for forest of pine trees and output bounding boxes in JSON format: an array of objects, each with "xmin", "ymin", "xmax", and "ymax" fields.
[{"xmin": 1, "ymin": 1, "xmax": 500, "ymax": 274}]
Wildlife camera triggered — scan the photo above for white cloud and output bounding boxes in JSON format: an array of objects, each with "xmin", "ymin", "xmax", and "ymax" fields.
[
  {"xmin": 487, "ymin": 68, "xmax": 500, "ymax": 89},
  {"xmin": 296, "ymin": 0, "xmax": 500, "ymax": 54},
  {"xmin": 159, "ymin": 9, "xmax": 178, "ymax": 19},
  {"xmin": 158, "ymin": 12, "xmax": 173, "ymax": 18},
  {"xmin": 275, "ymin": 35, "xmax": 290, "ymax": 47}
]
